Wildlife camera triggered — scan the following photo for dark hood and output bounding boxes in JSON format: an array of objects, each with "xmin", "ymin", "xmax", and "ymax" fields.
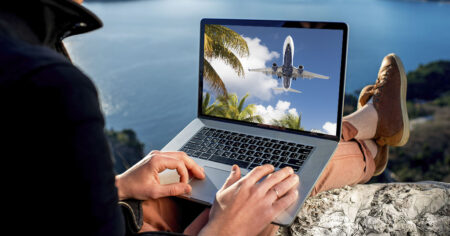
[{"xmin": 0, "ymin": 0, "xmax": 102, "ymax": 56}]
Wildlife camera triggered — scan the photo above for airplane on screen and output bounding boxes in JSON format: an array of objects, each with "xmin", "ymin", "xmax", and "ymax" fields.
[{"xmin": 249, "ymin": 35, "xmax": 329, "ymax": 93}]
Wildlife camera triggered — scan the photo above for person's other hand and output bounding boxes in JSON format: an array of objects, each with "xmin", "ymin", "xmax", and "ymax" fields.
[
  {"xmin": 115, "ymin": 150, "xmax": 205, "ymax": 200},
  {"xmin": 199, "ymin": 164, "xmax": 299, "ymax": 236}
]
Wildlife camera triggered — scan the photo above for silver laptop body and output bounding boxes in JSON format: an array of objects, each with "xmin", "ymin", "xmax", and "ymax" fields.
[{"xmin": 161, "ymin": 18, "xmax": 348, "ymax": 226}]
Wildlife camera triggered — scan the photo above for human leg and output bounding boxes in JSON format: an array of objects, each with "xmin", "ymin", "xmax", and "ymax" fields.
[
  {"xmin": 343, "ymin": 53, "xmax": 409, "ymax": 176},
  {"xmin": 183, "ymin": 208, "xmax": 210, "ymax": 235},
  {"xmin": 140, "ymin": 197, "xmax": 207, "ymax": 233},
  {"xmin": 310, "ymin": 140, "xmax": 376, "ymax": 196},
  {"xmin": 355, "ymin": 53, "xmax": 410, "ymax": 147},
  {"xmin": 342, "ymin": 104, "xmax": 378, "ymax": 141}
]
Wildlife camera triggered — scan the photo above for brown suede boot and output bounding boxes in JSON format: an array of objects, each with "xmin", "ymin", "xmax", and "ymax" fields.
[
  {"xmin": 373, "ymin": 144, "xmax": 389, "ymax": 176},
  {"xmin": 358, "ymin": 85, "xmax": 389, "ymax": 176},
  {"xmin": 357, "ymin": 53, "xmax": 410, "ymax": 147},
  {"xmin": 357, "ymin": 53, "xmax": 410, "ymax": 176},
  {"xmin": 357, "ymin": 85, "xmax": 374, "ymax": 110}
]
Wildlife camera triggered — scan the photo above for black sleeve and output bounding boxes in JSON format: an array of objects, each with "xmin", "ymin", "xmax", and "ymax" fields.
[{"xmin": 19, "ymin": 63, "xmax": 126, "ymax": 235}]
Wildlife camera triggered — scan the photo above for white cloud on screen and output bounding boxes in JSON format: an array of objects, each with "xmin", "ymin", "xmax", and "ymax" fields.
[
  {"xmin": 254, "ymin": 100, "xmax": 298, "ymax": 125},
  {"xmin": 208, "ymin": 37, "xmax": 280, "ymax": 101},
  {"xmin": 310, "ymin": 122, "xmax": 336, "ymax": 135},
  {"xmin": 310, "ymin": 129, "xmax": 324, "ymax": 134},
  {"xmin": 322, "ymin": 122, "xmax": 337, "ymax": 135}
]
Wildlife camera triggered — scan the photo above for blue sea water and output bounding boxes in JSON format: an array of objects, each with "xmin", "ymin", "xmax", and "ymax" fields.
[{"xmin": 65, "ymin": 0, "xmax": 450, "ymax": 152}]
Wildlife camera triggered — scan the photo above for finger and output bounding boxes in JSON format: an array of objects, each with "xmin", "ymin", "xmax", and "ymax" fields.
[
  {"xmin": 221, "ymin": 165, "xmax": 241, "ymax": 190},
  {"xmin": 260, "ymin": 167, "xmax": 294, "ymax": 192},
  {"xmin": 158, "ymin": 151, "xmax": 205, "ymax": 180},
  {"xmin": 152, "ymin": 182, "xmax": 192, "ymax": 198},
  {"xmin": 244, "ymin": 164, "xmax": 274, "ymax": 185},
  {"xmin": 152, "ymin": 155, "xmax": 190, "ymax": 183},
  {"xmin": 267, "ymin": 174, "xmax": 299, "ymax": 202},
  {"xmin": 272, "ymin": 188, "xmax": 299, "ymax": 213}
]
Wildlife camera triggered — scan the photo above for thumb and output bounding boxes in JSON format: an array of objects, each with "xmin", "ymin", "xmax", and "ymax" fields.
[
  {"xmin": 221, "ymin": 165, "xmax": 241, "ymax": 190},
  {"xmin": 153, "ymin": 183, "xmax": 192, "ymax": 198}
]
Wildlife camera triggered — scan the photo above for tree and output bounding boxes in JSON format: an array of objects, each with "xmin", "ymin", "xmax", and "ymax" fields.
[
  {"xmin": 272, "ymin": 113, "xmax": 304, "ymax": 130},
  {"xmin": 204, "ymin": 92, "xmax": 262, "ymax": 123},
  {"xmin": 204, "ymin": 25, "xmax": 249, "ymax": 96},
  {"xmin": 202, "ymin": 92, "xmax": 217, "ymax": 115}
]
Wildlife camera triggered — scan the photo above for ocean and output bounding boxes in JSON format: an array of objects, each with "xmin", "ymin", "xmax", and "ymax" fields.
[{"xmin": 65, "ymin": 0, "xmax": 450, "ymax": 152}]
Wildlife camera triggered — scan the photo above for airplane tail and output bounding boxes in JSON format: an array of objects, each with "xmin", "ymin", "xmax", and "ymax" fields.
[{"xmin": 272, "ymin": 87, "xmax": 302, "ymax": 93}]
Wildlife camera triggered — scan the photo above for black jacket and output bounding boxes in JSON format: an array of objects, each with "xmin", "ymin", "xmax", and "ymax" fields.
[{"xmin": 0, "ymin": 1, "xmax": 142, "ymax": 235}]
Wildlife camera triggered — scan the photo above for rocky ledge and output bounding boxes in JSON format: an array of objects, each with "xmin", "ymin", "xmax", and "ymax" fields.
[{"xmin": 278, "ymin": 182, "xmax": 450, "ymax": 235}]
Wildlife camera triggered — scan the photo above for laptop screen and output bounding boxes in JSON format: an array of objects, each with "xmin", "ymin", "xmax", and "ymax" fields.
[{"xmin": 199, "ymin": 19, "xmax": 347, "ymax": 139}]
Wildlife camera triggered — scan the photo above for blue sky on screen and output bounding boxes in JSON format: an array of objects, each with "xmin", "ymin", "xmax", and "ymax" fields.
[{"xmin": 204, "ymin": 24, "xmax": 343, "ymax": 135}]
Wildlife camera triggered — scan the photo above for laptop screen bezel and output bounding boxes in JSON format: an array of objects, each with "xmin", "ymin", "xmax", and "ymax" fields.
[{"xmin": 198, "ymin": 18, "xmax": 348, "ymax": 142}]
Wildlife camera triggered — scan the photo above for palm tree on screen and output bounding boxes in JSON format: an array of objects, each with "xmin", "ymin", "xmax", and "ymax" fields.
[
  {"xmin": 204, "ymin": 25, "xmax": 249, "ymax": 96},
  {"xmin": 214, "ymin": 93, "xmax": 263, "ymax": 123},
  {"xmin": 272, "ymin": 113, "xmax": 304, "ymax": 130},
  {"xmin": 202, "ymin": 92, "xmax": 217, "ymax": 115}
]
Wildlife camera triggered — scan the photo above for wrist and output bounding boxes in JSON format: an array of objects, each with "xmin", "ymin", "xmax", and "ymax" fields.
[
  {"xmin": 198, "ymin": 223, "xmax": 219, "ymax": 236},
  {"xmin": 115, "ymin": 175, "xmax": 130, "ymax": 200},
  {"xmin": 199, "ymin": 222, "xmax": 231, "ymax": 236}
]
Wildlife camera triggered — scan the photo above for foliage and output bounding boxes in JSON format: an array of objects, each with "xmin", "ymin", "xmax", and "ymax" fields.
[
  {"xmin": 406, "ymin": 101, "xmax": 434, "ymax": 119},
  {"xmin": 407, "ymin": 60, "xmax": 450, "ymax": 101},
  {"xmin": 432, "ymin": 91, "xmax": 450, "ymax": 107},
  {"xmin": 343, "ymin": 93, "xmax": 358, "ymax": 116},
  {"xmin": 203, "ymin": 25, "xmax": 249, "ymax": 96},
  {"xmin": 202, "ymin": 92, "xmax": 263, "ymax": 123},
  {"xmin": 272, "ymin": 113, "xmax": 304, "ymax": 130},
  {"xmin": 388, "ymin": 106, "xmax": 450, "ymax": 182}
]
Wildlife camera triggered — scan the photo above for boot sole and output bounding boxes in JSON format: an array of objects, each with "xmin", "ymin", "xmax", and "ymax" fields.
[{"xmin": 390, "ymin": 53, "xmax": 410, "ymax": 147}]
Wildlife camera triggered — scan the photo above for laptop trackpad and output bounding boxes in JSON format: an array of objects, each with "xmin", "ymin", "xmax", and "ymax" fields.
[{"xmin": 188, "ymin": 166, "xmax": 230, "ymax": 204}]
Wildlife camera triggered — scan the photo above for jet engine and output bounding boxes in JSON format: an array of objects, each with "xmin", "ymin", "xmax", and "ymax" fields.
[
  {"xmin": 298, "ymin": 65, "xmax": 304, "ymax": 70},
  {"xmin": 272, "ymin": 63, "xmax": 278, "ymax": 74},
  {"xmin": 272, "ymin": 63, "xmax": 278, "ymax": 70}
]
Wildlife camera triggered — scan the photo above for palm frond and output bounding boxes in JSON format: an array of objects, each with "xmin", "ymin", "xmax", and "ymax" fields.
[
  {"xmin": 272, "ymin": 113, "xmax": 303, "ymax": 130},
  {"xmin": 205, "ymin": 41, "xmax": 246, "ymax": 77},
  {"xmin": 205, "ymin": 25, "xmax": 249, "ymax": 58},
  {"xmin": 238, "ymin": 93, "xmax": 249, "ymax": 113},
  {"xmin": 203, "ymin": 59, "xmax": 227, "ymax": 96}
]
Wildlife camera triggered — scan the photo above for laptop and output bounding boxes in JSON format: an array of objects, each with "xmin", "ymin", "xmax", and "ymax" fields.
[{"xmin": 160, "ymin": 18, "xmax": 348, "ymax": 226}]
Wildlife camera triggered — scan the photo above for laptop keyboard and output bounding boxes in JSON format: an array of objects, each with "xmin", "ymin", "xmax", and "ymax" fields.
[{"xmin": 179, "ymin": 127, "xmax": 314, "ymax": 172}]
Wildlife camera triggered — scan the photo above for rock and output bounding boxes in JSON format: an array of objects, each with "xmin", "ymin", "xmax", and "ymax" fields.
[{"xmin": 278, "ymin": 182, "xmax": 450, "ymax": 236}]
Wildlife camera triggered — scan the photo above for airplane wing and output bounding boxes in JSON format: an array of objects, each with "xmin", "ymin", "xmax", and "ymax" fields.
[
  {"xmin": 248, "ymin": 68, "xmax": 276, "ymax": 76},
  {"xmin": 293, "ymin": 68, "xmax": 329, "ymax": 79},
  {"xmin": 273, "ymin": 87, "xmax": 302, "ymax": 93}
]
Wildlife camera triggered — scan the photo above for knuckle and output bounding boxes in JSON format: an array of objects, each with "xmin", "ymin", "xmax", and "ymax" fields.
[
  {"xmin": 240, "ymin": 178, "xmax": 252, "ymax": 189},
  {"xmin": 150, "ymin": 155, "xmax": 161, "ymax": 163},
  {"xmin": 169, "ymin": 186, "xmax": 179, "ymax": 196},
  {"xmin": 147, "ymin": 189, "xmax": 158, "ymax": 199},
  {"xmin": 176, "ymin": 161, "xmax": 188, "ymax": 173},
  {"xmin": 175, "ymin": 158, "xmax": 184, "ymax": 166},
  {"xmin": 149, "ymin": 150, "xmax": 158, "ymax": 155}
]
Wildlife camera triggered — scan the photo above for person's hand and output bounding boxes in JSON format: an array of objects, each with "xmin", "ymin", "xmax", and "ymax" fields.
[
  {"xmin": 115, "ymin": 150, "xmax": 205, "ymax": 200},
  {"xmin": 199, "ymin": 164, "xmax": 299, "ymax": 236}
]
